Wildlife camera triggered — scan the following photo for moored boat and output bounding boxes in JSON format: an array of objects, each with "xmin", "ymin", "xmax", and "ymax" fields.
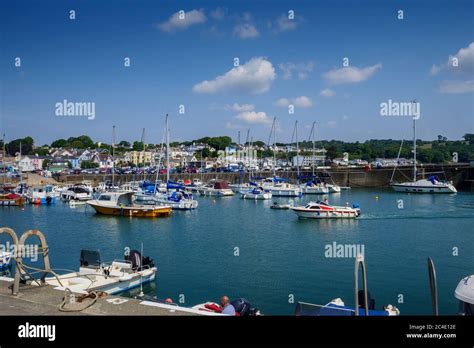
[
  {"xmin": 291, "ymin": 201, "xmax": 360, "ymax": 219},
  {"xmin": 391, "ymin": 177, "xmax": 457, "ymax": 193},
  {"xmin": 87, "ymin": 191, "xmax": 172, "ymax": 217},
  {"xmin": 240, "ymin": 187, "xmax": 272, "ymax": 200},
  {"xmin": 198, "ymin": 181, "xmax": 234, "ymax": 196}
]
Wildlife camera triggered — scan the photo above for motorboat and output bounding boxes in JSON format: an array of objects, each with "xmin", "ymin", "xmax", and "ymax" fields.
[
  {"xmin": 137, "ymin": 181, "xmax": 198, "ymax": 210},
  {"xmin": 198, "ymin": 181, "xmax": 234, "ymax": 196},
  {"xmin": 391, "ymin": 176, "xmax": 457, "ymax": 193},
  {"xmin": 291, "ymin": 201, "xmax": 361, "ymax": 219},
  {"xmin": 26, "ymin": 185, "xmax": 57, "ymax": 205},
  {"xmin": 240, "ymin": 187, "xmax": 272, "ymax": 200},
  {"xmin": 192, "ymin": 298, "xmax": 262, "ymax": 316},
  {"xmin": 229, "ymin": 183, "xmax": 253, "ymax": 193},
  {"xmin": 87, "ymin": 191, "xmax": 172, "ymax": 218},
  {"xmin": 295, "ymin": 296, "xmax": 399, "ymax": 316},
  {"xmin": 61, "ymin": 185, "xmax": 93, "ymax": 201},
  {"xmin": 325, "ymin": 183, "xmax": 341, "ymax": 193},
  {"xmin": 45, "ymin": 249, "xmax": 156, "ymax": 295},
  {"xmin": 455, "ymin": 275, "xmax": 474, "ymax": 316}
]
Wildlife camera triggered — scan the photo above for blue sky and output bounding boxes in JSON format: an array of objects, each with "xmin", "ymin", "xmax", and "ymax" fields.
[{"xmin": 1, "ymin": 0, "xmax": 473, "ymax": 146}]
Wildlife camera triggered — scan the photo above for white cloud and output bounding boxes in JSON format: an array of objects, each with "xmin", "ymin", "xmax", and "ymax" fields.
[
  {"xmin": 430, "ymin": 42, "xmax": 474, "ymax": 76},
  {"xmin": 233, "ymin": 23, "xmax": 260, "ymax": 39},
  {"xmin": 278, "ymin": 61, "xmax": 314, "ymax": 80},
  {"xmin": 235, "ymin": 111, "xmax": 271, "ymax": 124},
  {"xmin": 192, "ymin": 57, "xmax": 276, "ymax": 94},
  {"xmin": 157, "ymin": 9, "xmax": 206, "ymax": 32},
  {"xmin": 276, "ymin": 96, "xmax": 313, "ymax": 108},
  {"xmin": 319, "ymin": 88, "xmax": 335, "ymax": 98},
  {"xmin": 225, "ymin": 103, "xmax": 255, "ymax": 112},
  {"xmin": 323, "ymin": 63, "xmax": 382, "ymax": 85},
  {"xmin": 210, "ymin": 7, "xmax": 226, "ymax": 20},
  {"xmin": 437, "ymin": 80, "xmax": 474, "ymax": 94},
  {"xmin": 268, "ymin": 14, "xmax": 301, "ymax": 33}
]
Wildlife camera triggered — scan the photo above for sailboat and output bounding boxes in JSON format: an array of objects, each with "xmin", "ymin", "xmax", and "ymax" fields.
[
  {"xmin": 390, "ymin": 118, "xmax": 457, "ymax": 193},
  {"xmin": 154, "ymin": 114, "xmax": 198, "ymax": 209},
  {"xmin": 261, "ymin": 118, "xmax": 302, "ymax": 197}
]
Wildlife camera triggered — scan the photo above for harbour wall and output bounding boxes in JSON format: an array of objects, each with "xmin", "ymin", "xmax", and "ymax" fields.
[{"xmin": 49, "ymin": 164, "xmax": 474, "ymax": 191}]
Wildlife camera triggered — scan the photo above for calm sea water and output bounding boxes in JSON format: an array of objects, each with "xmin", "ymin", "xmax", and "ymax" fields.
[{"xmin": 0, "ymin": 189, "xmax": 473, "ymax": 315}]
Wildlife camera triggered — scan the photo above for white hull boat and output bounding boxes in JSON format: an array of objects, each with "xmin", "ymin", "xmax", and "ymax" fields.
[
  {"xmin": 301, "ymin": 184, "xmax": 329, "ymax": 194},
  {"xmin": 198, "ymin": 181, "xmax": 235, "ymax": 197},
  {"xmin": 45, "ymin": 249, "xmax": 156, "ymax": 295},
  {"xmin": 240, "ymin": 188, "xmax": 272, "ymax": 200},
  {"xmin": 291, "ymin": 201, "xmax": 360, "ymax": 219},
  {"xmin": 391, "ymin": 179, "xmax": 457, "ymax": 193}
]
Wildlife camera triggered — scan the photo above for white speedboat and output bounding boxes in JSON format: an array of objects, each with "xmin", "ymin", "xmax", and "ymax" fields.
[
  {"xmin": 61, "ymin": 185, "xmax": 93, "ymax": 201},
  {"xmin": 45, "ymin": 249, "xmax": 157, "ymax": 295},
  {"xmin": 455, "ymin": 275, "xmax": 474, "ymax": 316},
  {"xmin": 198, "ymin": 181, "xmax": 235, "ymax": 196},
  {"xmin": 154, "ymin": 191, "xmax": 198, "ymax": 210},
  {"xmin": 391, "ymin": 177, "xmax": 457, "ymax": 193},
  {"xmin": 229, "ymin": 183, "xmax": 253, "ymax": 193},
  {"xmin": 240, "ymin": 188, "xmax": 272, "ymax": 200},
  {"xmin": 291, "ymin": 201, "xmax": 360, "ymax": 219}
]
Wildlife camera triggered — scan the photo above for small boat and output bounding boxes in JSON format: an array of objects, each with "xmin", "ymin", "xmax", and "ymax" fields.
[
  {"xmin": 455, "ymin": 275, "xmax": 474, "ymax": 316},
  {"xmin": 198, "ymin": 181, "xmax": 234, "ymax": 196},
  {"xmin": 0, "ymin": 193, "xmax": 25, "ymax": 206},
  {"xmin": 155, "ymin": 190, "xmax": 199, "ymax": 210},
  {"xmin": 229, "ymin": 183, "xmax": 253, "ymax": 193},
  {"xmin": 0, "ymin": 251, "xmax": 12, "ymax": 271},
  {"xmin": 291, "ymin": 201, "xmax": 361, "ymax": 219},
  {"xmin": 295, "ymin": 297, "xmax": 400, "ymax": 316},
  {"xmin": 192, "ymin": 298, "xmax": 261, "ymax": 316},
  {"xmin": 87, "ymin": 191, "xmax": 172, "ymax": 218},
  {"xmin": 262, "ymin": 178, "xmax": 302, "ymax": 197},
  {"xmin": 270, "ymin": 200, "xmax": 294, "ymax": 209},
  {"xmin": 45, "ymin": 249, "xmax": 156, "ymax": 295},
  {"xmin": 325, "ymin": 184, "xmax": 341, "ymax": 193},
  {"xmin": 240, "ymin": 187, "xmax": 272, "ymax": 200}
]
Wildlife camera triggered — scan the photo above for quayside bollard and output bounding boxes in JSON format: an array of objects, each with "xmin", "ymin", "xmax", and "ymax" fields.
[{"xmin": 12, "ymin": 229, "xmax": 51, "ymax": 296}]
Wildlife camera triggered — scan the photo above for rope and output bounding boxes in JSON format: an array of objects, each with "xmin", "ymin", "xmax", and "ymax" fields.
[{"xmin": 58, "ymin": 288, "xmax": 99, "ymax": 312}]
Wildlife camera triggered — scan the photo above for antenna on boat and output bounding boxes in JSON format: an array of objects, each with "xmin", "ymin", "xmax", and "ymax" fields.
[
  {"xmin": 308, "ymin": 122, "xmax": 316, "ymax": 178},
  {"xmin": 165, "ymin": 114, "xmax": 170, "ymax": 187},
  {"xmin": 427, "ymin": 257, "xmax": 438, "ymax": 315},
  {"xmin": 139, "ymin": 242, "xmax": 144, "ymax": 297}
]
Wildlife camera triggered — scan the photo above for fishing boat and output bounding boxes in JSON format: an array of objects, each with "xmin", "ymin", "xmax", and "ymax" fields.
[
  {"xmin": 455, "ymin": 275, "xmax": 474, "ymax": 316},
  {"xmin": 86, "ymin": 191, "xmax": 172, "ymax": 217},
  {"xmin": 45, "ymin": 249, "xmax": 156, "ymax": 295},
  {"xmin": 198, "ymin": 181, "xmax": 234, "ymax": 196},
  {"xmin": 391, "ymin": 117, "xmax": 457, "ymax": 193},
  {"xmin": 0, "ymin": 193, "xmax": 25, "ymax": 206},
  {"xmin": 0, "ymin": 251, "xmax": 12, "ymax": 271},
  {"xmin": 240, "ymin": 187, "xmax": 272, "ymax": 200},
  {"xmin": 26, "ymin": 185, "xmax": 57, "ymax": 205},
  {"xmin": 291, "ymin": 200, "xmax": 361, "ymax": 219}
]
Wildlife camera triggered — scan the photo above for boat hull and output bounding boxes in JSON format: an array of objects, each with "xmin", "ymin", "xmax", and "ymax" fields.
[
  {"xmin": 87, "ymin": 203, "xmax": 172, "ymax": 217},
  {"xmin": 391, "ymin": 183, "xmax": 457, "ymax": 193},
  {"xmin": 291, "ymin": 207, "xmax": 359, "ymax": 219}
]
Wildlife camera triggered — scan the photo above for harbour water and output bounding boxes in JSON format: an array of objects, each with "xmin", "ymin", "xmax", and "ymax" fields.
[{"xmin": 0, "ymin": 189, "xmax": 472, "ymax": 315}]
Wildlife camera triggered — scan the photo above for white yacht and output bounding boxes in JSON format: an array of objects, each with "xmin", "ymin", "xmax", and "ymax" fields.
[{"xmin": 198, "ymin": 181, "xmax": 235, "ymax": 196}]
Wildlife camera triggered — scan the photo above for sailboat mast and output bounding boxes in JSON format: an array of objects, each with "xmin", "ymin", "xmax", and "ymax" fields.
[
  {"xmin": 141, "ymin": 128, "xmax": 146, "ymax": 181},
  {"xmin": 166, "ymin": 114, "xmax": 170, "ymax": 184},
  {"xmin": 311, "ymin": 122, "xmax": 316, "ymax": 177},
  {"xmin": 272, "ymin": 117, "xmax": 276, "ymax": 178},
  {"xmin": 2, "ymin": 133, "xmax": 5, "ymax": 186},
  {"xmin": 295, "ymin": 120, "xmax": 299, "ymax": 183},
  {"xmin": 112, "ymin": 125, "xmax": 115, "ymax": 187},
  {"xmin": 413, "ymin": 117, "xmax": 417, "ymax": 182}
]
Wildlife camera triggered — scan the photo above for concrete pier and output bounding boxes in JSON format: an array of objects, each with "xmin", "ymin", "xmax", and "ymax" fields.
[{"xmin": 0, "ymin": 279, "xmax": 197, "ymax": 316}]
